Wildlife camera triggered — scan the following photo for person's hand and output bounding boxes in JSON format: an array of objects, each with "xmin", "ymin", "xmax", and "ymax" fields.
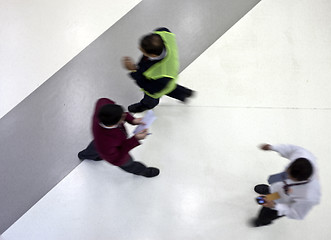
[
  {"xmin": 262, "ymin": 198, "xmax": 275, "ymax": 208},
  {"xmin": 134, "ymin": 129, "xmax": 149, "ymax": 140},
  {"xmin": 132, "ymin": 118, "xmax": 145, "ymax": 125},
  {"xmin": 259, "ymin": 144, "xmax": 271, "ymax": 151},
  {"xmin": 122, "ymin": 57, "xmax": 137, "ymax": 71}
]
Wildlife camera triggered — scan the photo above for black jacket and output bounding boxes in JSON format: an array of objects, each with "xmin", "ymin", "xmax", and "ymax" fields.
[{"xmin": 130, "ymin": 27, "xmax": 173, "ymax": 95}]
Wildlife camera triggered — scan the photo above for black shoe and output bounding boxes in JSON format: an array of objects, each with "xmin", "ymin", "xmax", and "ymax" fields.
[
  {"xmin": 141, "ymin": 167, "xmax": 160, "ymax": 178},
  {"xmin": 186, "ymin": 89, "xmax": 195, "ymax": 97},
  {"xmin": 128, "ymin": 103, "xmax": 149, "ymax": 113},
  {"xmin": 78, "ymin": 152, "xmax": 102, "ymax": 161},
  {"xmin": 249, "ymin": 218, "xmax": 263, "ymax": 227},
  {"xmin": 254, "ymin": 184, "xmax": 270, "ymax": 195},
  {"xmin": 183, "ymin": 90, "xmax": 195, "ymax": 103},
  {"xmin": 78, "ymin": 152, "xmax": 85, "ymax": 160},
  {"xmin": 249, "ymin": 218, "xmax": 273, "ymax": 227},
  {"xmin": 94, "ymin": 157, "xmax": 103, "ymax": 161}
]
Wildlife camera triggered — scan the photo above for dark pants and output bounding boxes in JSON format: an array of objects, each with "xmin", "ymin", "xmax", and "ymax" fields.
[
  {"xmin": 140, "ymin": 84, "xmax": 192, "ymax": 109},
  {"xmin": 256, "ymin": 207, "xmax": 283, "ymax": 226},
  {"xmin": 78, "ymin": 141, "xmax": 101, "ymax": 160},
  {"xmin": 78, "ymin": 141, "xmax": 149, "ymax": 175}
]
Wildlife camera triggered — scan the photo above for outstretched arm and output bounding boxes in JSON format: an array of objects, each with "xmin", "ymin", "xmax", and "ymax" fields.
[{"xmin": 259, "ymin": 143, "xmax": 305, "ymax": 160}]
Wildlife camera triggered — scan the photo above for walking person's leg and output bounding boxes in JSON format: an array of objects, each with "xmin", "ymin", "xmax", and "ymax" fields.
[
  {"xmin": 253, "ymin": 207, "xmax": 283, "ymax": 227},
  {"xmin": 78, "ymin": 140, "xmax": 102, "ymax": 161},
  {"xmin": 118, "ymin": 156, "xmax": 159, "ymax": 177},
  {"xmin": 166, "ymin": 84, "xmax": 194, "ymax": 102},
  {"xmin": 128, "ymin": 94, "xmax": 159, "ymax": 113}
]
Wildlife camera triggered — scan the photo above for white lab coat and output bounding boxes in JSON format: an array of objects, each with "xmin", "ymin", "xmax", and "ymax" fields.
[{"xmin": 269, "ymin": 144, "xmax": 321, "ymax": 219}]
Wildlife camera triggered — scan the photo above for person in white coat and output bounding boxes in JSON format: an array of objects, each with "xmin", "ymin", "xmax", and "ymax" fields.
[{"xmin": 252, "ymin": 144, "xmax": 321, "ymax": 227}]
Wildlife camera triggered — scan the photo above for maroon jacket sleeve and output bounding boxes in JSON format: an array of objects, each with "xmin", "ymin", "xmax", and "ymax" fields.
[
  {"xmin": 125, "ymin": 112, "xmax": 135, "ymax": 125},
  {"xmin": 100, "ymin": 134, "xmax": 140, "ymax": 166}
]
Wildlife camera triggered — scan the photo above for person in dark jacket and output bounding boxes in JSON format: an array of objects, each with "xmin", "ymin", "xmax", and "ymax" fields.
[
  {"xmin": 78, "ymin": 98, "xmax": 159, "ymax": 178},
  {"xmin": 122, "ymin": 27, "xmax": 194, "ymax": 113}
]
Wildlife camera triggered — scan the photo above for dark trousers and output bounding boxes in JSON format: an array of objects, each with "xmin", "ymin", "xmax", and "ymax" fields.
[
  {"xmin": 78, "ymin": 141, "xmax": 149, "ymax": 175},
  {"xmin": 78, "ymin": 141, "xmax": 102, "ymax": 160},
  {"xmin": 140, "ymin": 84, "xmax": 192, "ymax": 109},
  {"xmin": 256, "ymin": 207, "xmax": 283, "ymax": 226}
]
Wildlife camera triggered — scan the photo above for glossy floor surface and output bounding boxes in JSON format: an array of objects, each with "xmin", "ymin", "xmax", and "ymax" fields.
[
  {"xmin": 0, "ymin": 0, "xmax": 141, "ymax": 119},
  {"xmin": 2, "ymin": 0, "xmax": 331, "ymax": 239},
  {"xmin": 0, "ymin": 0, "xmax": 260, "ymax": 233}
]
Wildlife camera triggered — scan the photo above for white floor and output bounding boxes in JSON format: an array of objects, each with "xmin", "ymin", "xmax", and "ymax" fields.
[
  {"xmin": 0, "ymin": 0, "xmax": 141, "ymax": 119},
  {"xmin": 2, "ymin": 0, "xmax": 331, "ymax": 239}
]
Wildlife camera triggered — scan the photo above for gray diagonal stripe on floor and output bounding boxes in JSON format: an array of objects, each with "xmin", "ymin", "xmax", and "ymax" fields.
[{"xmin": 0, "ymin": 0, "xmax": 260, "ymax": 234}]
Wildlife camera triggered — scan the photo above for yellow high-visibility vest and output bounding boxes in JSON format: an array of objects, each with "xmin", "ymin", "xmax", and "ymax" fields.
[{"xmin": 142, "ymin": 31, "xmax": 179, "ymax": 98}]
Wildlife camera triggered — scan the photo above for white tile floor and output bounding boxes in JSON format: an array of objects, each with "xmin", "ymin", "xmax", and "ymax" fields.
[
  {"xmin": 2, "ymin": 107, "xmax": 331, "ymax": 240},
  {"xmin": 0, "ymin": 0, "xmax": 141, "ymax": 119},
  {"xmin": 2, "ymin": 0, "xmax": 331, "ymax": 239}
]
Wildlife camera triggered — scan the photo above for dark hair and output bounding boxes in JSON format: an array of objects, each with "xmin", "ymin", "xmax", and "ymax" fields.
[
  {"xmin": 288, "ymin": 158, "xmax": 313, "ymax": 181},
  {"xmin": 98, "ymin": 104, "xmax": 124, "ymax": 126},
  {"xmin": 140, "ymin": 33, "xmax": 165, "ymax": 55}
]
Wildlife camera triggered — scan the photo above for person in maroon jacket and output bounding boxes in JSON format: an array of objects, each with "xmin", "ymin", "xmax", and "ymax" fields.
[{"xmin": 78, "ymin": 98, "xmax": 159, "ymax": 178}]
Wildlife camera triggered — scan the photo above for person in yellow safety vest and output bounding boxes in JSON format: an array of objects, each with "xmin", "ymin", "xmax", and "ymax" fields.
[{"xmin": 122, "ymin": 27, "xmax": 194, "ymax": 113}]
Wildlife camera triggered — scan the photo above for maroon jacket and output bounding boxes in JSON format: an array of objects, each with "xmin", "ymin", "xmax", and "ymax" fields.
[{"xmin": 92, "ymin": 98, "xmax": 140, "ymax": 166}]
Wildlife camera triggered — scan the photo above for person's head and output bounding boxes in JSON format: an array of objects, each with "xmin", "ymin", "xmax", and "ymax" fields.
[
  {"xmin": 287, "ymin": 158, "xmax": 313, "ymax": 181},
  {"xmin": 139, "ymin": 33, "xmax": 164, "ymax": 57},
  {"xmin": 98, "ymin": 104, "xmax": 124, "ymax": 126}
]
